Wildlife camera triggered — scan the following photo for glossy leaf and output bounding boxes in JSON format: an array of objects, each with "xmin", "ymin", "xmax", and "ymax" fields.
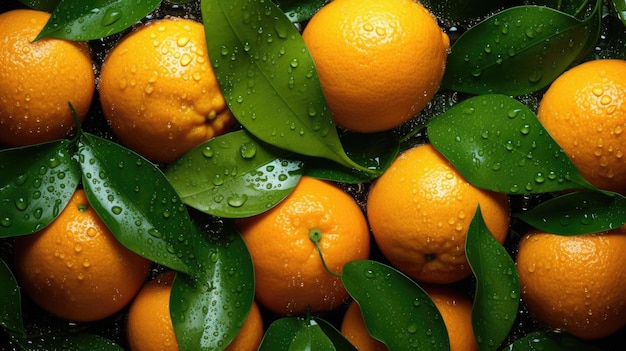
[
  {"xmin": 201, "ymin": 0, "xmax": 371, "ymax": 173},
  {"xmin": 466, "ymin": 207, "xmax": 520, "ymax": 351},
  {"xmin": 258, "ymin": 317, "xmax": 337, "ymax": 351},
  {"xmin": 342, "ymin": 260, "xmax": 450, "ymax": 351},
  {"xmin": 35, "ymin": 0, "xmax": 161, "ymax": 41},
  {"xmin": 613, "ymin": 0, "xmax": 626, "ymax": 26},
  {"xmin": 0, "ymin": 141, "xmax": 80, "ymax": 237},
  {"xmin": 18, "ymin": 0, "xmax": 61, "ymax": 12},
  {"xmin": 428, "ymin": 94, "xmax": 596, "ymax": 194},
  {"xmin": 441, "ymin": 5, "xmax": 591, "ymax": 95},
  {"xmin": 165, "ymin": 130, "xmax": 304, "ymax": 218},
  {"xmin": 77, "ymin": 133, "xmax": 197, "ymax": 275},
  {"xmin": 503, "ymin": 330, "xmax": 604, "ymax": 350},
  {"xmin": 10, "ymin": 333, "xmax": 123, "ymax": 351},
  {"xmin": 274, "ymin": 0, "xmax": 327, "ymax": 22},
  {"xmin": 314, "ymin": 317, "xmax": 359, "ymax": 351},
  {"xmin": 170, "ymin": 223, "xmax": 255, "ymax": 351},
  {"xmin": 304, "ymin": 132, "xmax": 400, "ymax": 183},
  {"xmin": 0, "ymin": 258, "xmax": 25, "ymax": 337},
  {"xmin": 515, "ymin": 191, "xmax": 626, "ymax": 234}
]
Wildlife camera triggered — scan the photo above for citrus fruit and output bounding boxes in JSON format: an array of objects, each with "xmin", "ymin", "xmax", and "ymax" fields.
[
  {"xmin": 423, "ymin": 284, "xmax": 478, "ymax": 351},
  {"xmin": 341, "ymin": 301, "xmax": 388, "ymax": 351},
  {"xmin": 0, "ymin": 9, "xmax": 95, "ymax": 146},
  {"xmin": 127, "ymin": 270, "xmax": 264, "ymax": 351},
  {"xmin": 13, "ymin": 189, "xmax": 151, "ymax": 322},
  {"xmin": 537, "ymin": 59, "xmax": 626, "ymax": 194},
  {"xmin": 366, "ymin": 143, "xmax": 510, "ymax": 283},
  {"xmin": 235, "ymin": 176, "xmax": 370, "ymax": 316},
  {"xmin": 301, "ymin": 0, "xmax": 449, "ymax": 133},
  {"xmin": 99, "ymin": 17, "xmax": 235, "ymax": 164},
  {"xmin": 516, "ymin": 228, "xmax": 626, "ymax": 339}
]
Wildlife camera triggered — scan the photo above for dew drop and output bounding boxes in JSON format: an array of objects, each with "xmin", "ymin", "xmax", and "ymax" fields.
[
  {"xmin": 227, "ymin": 194, "xmax": 248, "ymax": 207},
  {"xmin": 111, "ymin": 206, "xmax": 122, "ymax": 215},
  {"xmin": 202, "ymin": 146, "xmax": 214, "ymax": 158},
  {"xmin": 14, "ymin": 197, "xmax": 28, "ymax": 211},
  {"xmin": 0, "ymin": 217, "xmax": 12, "ymax": 227},
  {"xmin": 101, "ymin": 8, "xmax": 122, "ymax": 26},
  {"xmin": 239, "ymin": 142, "xmax": 257, "ymax": 159},
  {"xmin": 364, "ymin": 269, "xmax": 376, "ymax": 279}
]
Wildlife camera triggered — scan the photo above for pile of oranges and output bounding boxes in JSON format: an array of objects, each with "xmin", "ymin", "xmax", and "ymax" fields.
[{"xmin": 1, "ymin": 0, "xmax": 626, "ymax": 350}]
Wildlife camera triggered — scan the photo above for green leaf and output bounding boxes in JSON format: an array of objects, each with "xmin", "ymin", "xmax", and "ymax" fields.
[
  {"xmin": 441, "ymin": 5, "xmax": 592, "ymax": 95},
  {"xmin": 504, "ymin": 330, "xmax": 604, "ymax": 351},
  {"xmin": 304, "ymin": 132, "xmax": 399, "ymax": 183},
  {"xmin": 18, "ymin": 0, "xmax": 61, "ymax": 12},
  {"xmin": 165, "ymin": 130, "xmax": 304, "ymax": 218},
  {"xmin": 0, "ymin": 141, "xmax": 80, "ymax": 237},
  {"xmin": 11, "ymin": 333, "xmax": 123, "ymax": 351},
  {"xmin": 201, "ymin": 0, "xmax": 371, "ymax": 173},
  {"xmin": 170, "ymin": 222, "xmax": 255, "ymax": 351},
  {"xmin": 427, "ymin": 94, "xmax": 596, "ymax": 194},
  {"xmin": 612, "ymin": 0, "xmax": 626, "ymax": 27},
  {"xmin": 314, "ymin": 317, "xmax": 359, "ymax": 351},
  {"xmin": 341, "ymin": 260, "xmax": 450, "ymax": 351},
  {"xmin": 465, "ymin": 206, "xmax": 520, "ymax": 351},
  {"xmin": 35, "ymin": 0, "xmax": 161, "ymax": 41},
  {"xmin": 258, "ymin": 317, "xmax": 337, "ymax": 351},
  {"xmin": 274, "ymin": 0, "xmax": 327, "ymax": 22},
  {"xmin": 77, "ymin": 133, "xmax": 197, "ymax": 275},
  {"xmin": 515, "ymin": 191, "xmax": 626, "ymax": 235},
  {"xmin": 0, "ymin": 258, "xmax": 25, "ymax": 337}
]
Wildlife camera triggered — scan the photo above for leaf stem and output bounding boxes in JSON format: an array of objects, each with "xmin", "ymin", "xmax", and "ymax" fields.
[{"xmin": 308, "ymin": 228, "xmax": 341, "ymax": 277}]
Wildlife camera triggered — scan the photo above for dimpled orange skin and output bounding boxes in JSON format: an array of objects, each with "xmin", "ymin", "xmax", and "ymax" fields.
[
  {"xmin": 537, "ymin": 59, "xmax": 626, "ymax": 194},
  {"xmin": 13, "ymin": 189, "xmax": 151, "ymax": 322},
  {"xmin": 236, "ymin": 176, "xmax": 371, "ymax": 316},
  {"xmin": 0, "ymin": 9, "xmax": 94, "ymax": 146},
  {"xmin": 516, "ymin": 229, "xmax": 626, "ymax": 340},
  {"xmin": 99, "ymin": 17, "xmax": 235, "ymax": 164},
  {"xmin": 366, "ymin": 144, "xmax": 510, "ymax": 284},
  {"xmin": 302, "ymin": 0, "xmax": 449, "ymax": 133}
]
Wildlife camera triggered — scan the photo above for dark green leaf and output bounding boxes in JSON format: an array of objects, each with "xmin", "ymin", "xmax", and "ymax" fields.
[
  {"xmin": 441, "ymin": 5, "xmax": 591, "ymax": 95},
  {"xmin": 612, "ymin": 0, "xmax": 626, "ymax": 27},
  {"xmin": 428, "ymin": 94, "xmax": 596, "ymax": 194},
  {"xmin": 466, "ymin": 206, "xmax": 520, "ymax": 351},
  {"xmin": 515, "ymin": 191, "xmax": 626, "ymax": 235},
  {"xmin": 274, "ymin": 0, "xmax": 327, "ymax": 22},
  {"xmin": 504, "ymin": 330, "xmax": 604, "ymax": 351},
  {"xmin": 201, "ymin": 0, "xmax": 372, "ymax": 173},
  {"xmin": 341, "ymin": 260, "xmax": 450, "ymax": 351},
  {"xmin": 0, "ymin": 258, "xmax": 25, "ymax": 337},
  {"xmin": 258, "ymin": 317, "xmax": 337, "ymax": 351},
  {"xmin": 35, "ymin": 0, "xmax": 161, "ymax": 41},
  {"xmin": 419, "ymin": 0, "xmax": 504, "ymax": 21},
  {"xmin": 11, "ymin": 333, "xmax": 123, "ymax": 351},
  {"xmin": 77, "ymin": 133, "xmax": 197, "ymax": 275},
  {"xmin": 314, "ymin": 317, "xmax": 359, "ymax": 351},
  {"xmin": 0, "ymin": 141, "xmax": 80, "ymax": 237},
  {"xmin": 304, "ymin": 132, "xmax": 399, "ymax": 183},
  {"xmin": 18, "ymin": 0, "xmax": 61, "ymax": 12},
  {"xmin": 165, "ymin": 130, "xmax": 304, "ymax": 218},
  {"xmin": 171, "ymin": 222, "xmax": 255, "ymax": 351}
]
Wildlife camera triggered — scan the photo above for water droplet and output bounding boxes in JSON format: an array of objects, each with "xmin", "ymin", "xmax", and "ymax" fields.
[
  {"xmin": 364, "ymin": 269, "xmax": 376, "ymax": 279},
  {"xmin": 111, "ymin": 206, "xmax": 122, "ymax": 215},
  {"xmin": 520, "ymin": 124, "xmax": 530, "ymax": 135},
  {"xmin": 290, "ymin": 58, "xmax": 299, "ymax": 68},
  {"xmin": 227, "ymin": 194, "xmax": 248, "ymax": 207},
  {"xmin": 14, "ymin": 197, "xmax": 28, "ymax": 211},
  {"xmin": 202, "ymin": 146, "xmax": 214, "ymax": 158},
  {"xmin": 149, "ymin": 228, "xmax": 162, "ymax": 238},
  {"xmin": 0, "ymin": 217, "xmax": 12, "ymax": 227},
  {"xmin": 407, "ymin": 323, "xmax": 418, "ymax": 334},
  {"xmin": 240, "ymin": 142, "xmax": 257, "ymax": 159},
  {"xmin": 101, "ymin": 8, "xmax": 122, "ymax": 26}
]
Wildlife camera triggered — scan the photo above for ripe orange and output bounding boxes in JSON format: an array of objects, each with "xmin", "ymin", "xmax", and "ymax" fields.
[
  {"xmin": 235, "ymin": 176, "xmax": 370, "ymax": 316},
  {"xmin": 13, "ymin": 189, "xmax": 151, "ymax": 322},
  {"xmin": 0, "ymin": 9, "xmax": 95, "ymax": 146},
  {"xmin": 366, "ymin": 143, "xmax": 510, "ymax": 284},
  {"xmin": 99, "ymin": 17, "xmax": 235, "ymax": 164},
  {"xmin": 302, "ymin": 0, "xmax": 449, "ymax": 133},
  {"xmin": 127, "ymin": 270, "xmax": 264, "ymax": 351},
  {"xmin": 516, "ymin": 228, "xmax": 626, "ymax": 339},
  {"xmin": 537, "ymin": 59, "xmax": 626, "ymax": 194}
]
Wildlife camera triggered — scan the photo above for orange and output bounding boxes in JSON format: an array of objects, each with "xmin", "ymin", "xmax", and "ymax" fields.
[
  {"xmin": 366, "ymin": 143, "xmax": 510, "ymax": 284},
  {"xmin": 235, "ymin": 176, "xmax": 370, "ymax": 316},
  {"xmin": 537, "ymin": 59, "xmax": 626, "ymax": 194},
  {"xmin": 340, "ymin": 301, "xmax": 388, "ymax": 351},
  {"xmin": 516, "ymin": 228, "xmax": 626, "ymax": 339},
  {"xmin": 99, "ymin": 17, "xmax": 235, "ymax": 164},
  {"xmin": 0, "ymin": 9, "xmax": 95, "ymax": 146},
  {"xmin": 127, "ymin": 270, "xmax": 264, "ymax": 351},
  {"xmin": 423, "ymin": 284, "xmax": 478, "ymax": 351},
  {"xmin": 302, "ymin": 0, "xmax": 449, "ymax": 133},
  {"xmin": 13, "ymin": 189, "xmax": 151, "ymax": 322}
]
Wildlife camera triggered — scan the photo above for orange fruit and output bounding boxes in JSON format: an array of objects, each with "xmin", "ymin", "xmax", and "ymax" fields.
[
  {"xmin": 340, "ymin": 301, "xmax": 388, "ymax": 351},
  {"xmin": 423, "ymin": 284, "xmax": 478, "ymax": 351},
  {"xmin": 516, "ymin": 228, "xmax": 626, "ymax": 339},
  {"xmin": 302, "ymin": 0, "xmax": 449, "ymax": 133},
  {"xmin": 235, "ymin": 176, "xmax": 370, "ymax": 316},
  {"xmin": 127, "ymin": 270, "xmax": 264, "ymax": 351},
  {"xmin": 366, "ymin": 143, "xmax": 510, "ymax": 284},
  {"xmin": 537, "ymin": 59, "xmax": 626, "ymax": 194},
  {"xmin": 0, "ymin": 9, "xmax": 95, "ymax": 146},
  {"xmin": 13, "ymin": 189, "xmax": 151, "ymax": 322},
  {"xmin": 99, "ymin": 17, "xmax": 235, "ymax": 164}
]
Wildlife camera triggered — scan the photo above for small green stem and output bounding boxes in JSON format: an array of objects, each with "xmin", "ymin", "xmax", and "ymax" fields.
[{"xmin": 308, "ymin": 228, "xmax": 342, "ymax": 277}]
